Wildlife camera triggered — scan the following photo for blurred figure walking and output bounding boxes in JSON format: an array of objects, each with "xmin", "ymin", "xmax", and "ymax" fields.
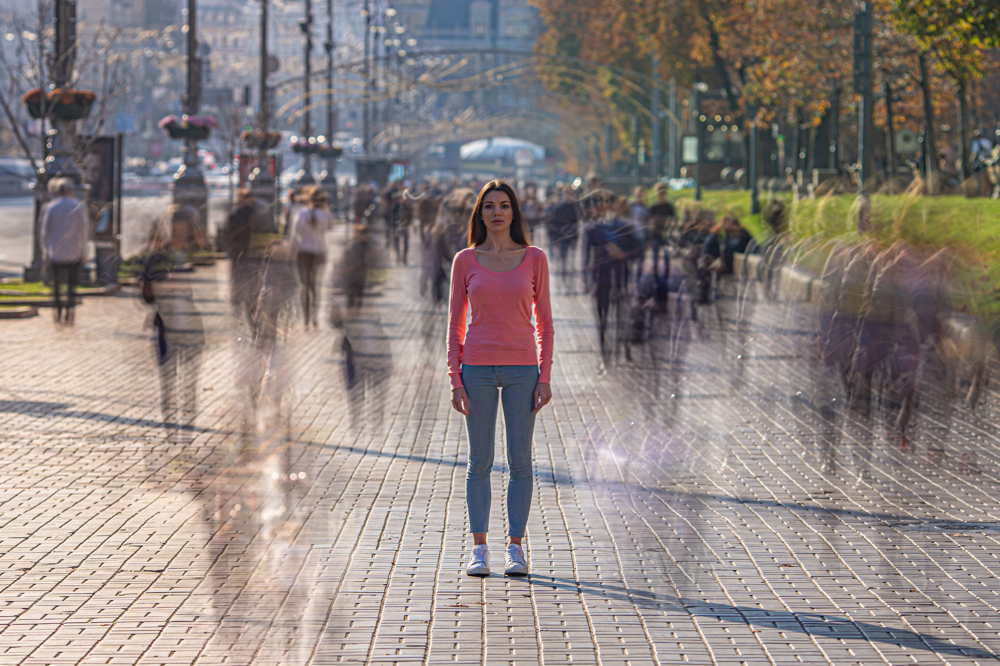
[
  {"xmin": 40, "ymin": 178, "xmax": 89, "ymax": 325},
  {"xmin": 341, "ymin": 222, "xmax": 376, "ymax": 310},
  {"xmin": 646, "ymin": 184, "xmax": 675, "ymax": 273},
  {"xmin": 139, "ymin": 205, "xmax": 205, "ymax": 439},
  {"xmin": 221, "ymin": 189, "xmax": 273, "ymax": 330},
  {"xmin": 545, "ymin": 185, "xmax": 580, "ymax": 291},
  {"xmin": 289, "ymin": 186, "xmax": 333, "ymax": 328}
]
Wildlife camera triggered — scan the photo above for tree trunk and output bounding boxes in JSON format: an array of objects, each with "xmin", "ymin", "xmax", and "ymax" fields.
[
  {"xmin": 695, "ymin": 0, "xmax": 739, "ymax": 113},
  {"xmin": 829, "ymin": 86, "xmax": 840, "ymax": 171},
  {"xmin": 956, "ymin": 75, "xmax": 973, "ymax": 182},
  {"xmin": 884, "ymin": 78, "xmax": 896, "ymax": 195},
  {"xmin": 918, "ymin": 50, "xmax": 939, "ymax": 193}
]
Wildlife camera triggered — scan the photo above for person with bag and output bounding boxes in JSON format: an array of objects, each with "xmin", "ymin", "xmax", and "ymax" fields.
[
  {"xmin": 289, "ymin": 186, "xmax": 333, "ymax": 328},
  {"xmin": 139, "ymin": 205, "xmax": 205, "ymax": 438},
  {"xmin": 447, "ymin": 180, "xmax": 553, "ymax": 577}
]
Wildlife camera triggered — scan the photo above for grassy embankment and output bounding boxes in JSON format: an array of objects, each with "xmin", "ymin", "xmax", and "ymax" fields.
[{"xmin": 651, "ymin": 189, "xmax": 1000, "ymax": 315}]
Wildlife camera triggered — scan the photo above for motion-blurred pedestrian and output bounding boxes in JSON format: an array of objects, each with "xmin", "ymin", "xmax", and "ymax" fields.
[
  {"xmin": 40, "ymin": 178, "xmax": 89, "ymax": 325},
  {"xmin": 289, "ymin": 186, "xmax": 332, "ymax": 328},
  {"xmin": 646, "ymin": 184, "xmax": 675, "ymax": 272},
  {"xmin": 221, "ymin": 188, "xmax": 273, "ymax": 330},
  {"xmin": 139, "ymin": 205, "xmax": 205, "ymax": 439},
  {"xmin": 546, "ymin": 185, "xmax": 580, "ymax": 289},
  {"xmin": 341, "ymin": 222, "xmax": 376, "ymax": 310}
]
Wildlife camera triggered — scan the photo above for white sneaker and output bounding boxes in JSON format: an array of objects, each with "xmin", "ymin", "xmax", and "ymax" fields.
[
  {"xmin": 466, "ymin": 544, "xmax": 490, "ymax": 576},
  {"xmin": 504, "ymin": 543, "xmax": 529, "ymax": 576}
]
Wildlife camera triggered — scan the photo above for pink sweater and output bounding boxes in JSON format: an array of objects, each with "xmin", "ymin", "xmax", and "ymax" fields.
[{"xmin": 447, "ymin": 246, "xmax": 553, "ymax": 389}]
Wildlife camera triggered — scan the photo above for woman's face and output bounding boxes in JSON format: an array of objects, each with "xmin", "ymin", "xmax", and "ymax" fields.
[{"xmin": 482, "ymin": 190, "xmax": 514, "ymax": 235}]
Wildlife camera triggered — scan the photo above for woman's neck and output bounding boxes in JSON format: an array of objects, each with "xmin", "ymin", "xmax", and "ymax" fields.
[{"xmin": 478, "ymin": 228, "xmax": 520, "ymax": 252}]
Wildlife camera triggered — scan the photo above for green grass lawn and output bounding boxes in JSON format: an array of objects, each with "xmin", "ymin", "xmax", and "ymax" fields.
[
  {"xmin": 657, "ymin": 189, "xmax": 1000, "ymax": 315},
  {"xmin": 0, "ymin": 281, "xmax": 109, "ymax": 301}
]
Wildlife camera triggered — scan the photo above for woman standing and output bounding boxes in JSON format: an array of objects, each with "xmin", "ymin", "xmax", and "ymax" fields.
[
  {"xmin": 290, "ymin": 186, "xmax": 333, "ymax": 328},
  {"xmin": 448, "ymin": 180, "xmax": 553, "ymax": 577}
]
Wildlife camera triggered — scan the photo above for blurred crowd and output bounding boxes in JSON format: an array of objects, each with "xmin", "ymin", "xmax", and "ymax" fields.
[{"xmin": 70, "ymin": 169, "xmax": 988, "ymax": 486}]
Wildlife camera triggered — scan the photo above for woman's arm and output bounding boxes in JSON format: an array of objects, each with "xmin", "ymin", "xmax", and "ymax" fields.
[
  {"xmin": 446, "ymin": 252, "xmax": 469, "ymax": 390},
  {"xmin": 533, "ymin": 249, "xmax": 554, "ymax": 385},
  {"xmin": 532, "ymin": 249, "xmax": 554, "ymax": 413}
]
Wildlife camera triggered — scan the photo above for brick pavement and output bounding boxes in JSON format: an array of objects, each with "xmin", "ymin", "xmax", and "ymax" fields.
[{"xmin": 1, "ymin": 231, "xmax": 1000, "ymax": 665}]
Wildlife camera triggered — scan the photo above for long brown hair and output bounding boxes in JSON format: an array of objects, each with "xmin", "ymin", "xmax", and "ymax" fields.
[{"xmin": 468, "ymin": 180, "xmax": 530, "ymax": 247}]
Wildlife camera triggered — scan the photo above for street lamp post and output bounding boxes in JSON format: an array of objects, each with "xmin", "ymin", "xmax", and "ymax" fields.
[
  {"xmin": 362, "ymin": 0, "xmax": 371, "ymax": 154},
  {"xmin": 173, "ymin": 0, "xmax": 209, "ymax": 242},
  {"xmin": 295, "ymin": 0, "xmax": 315, "ymax": 186},
  {"xmin": 320, "ymin": 0, "xmax": 338, "ymax": 206},
  {"xmin": 694, "ymin": 82, "xmax": 708, "ymax": 202},
  {"xmin": 26, "ymin": 0, "xmax": 80, "ymax": 281},
  {"xmin": 250, "ymin": 0, "xmax": 275, "ymax": 201},
  {"xmin": 854, "ymin": 1, "xmax": 874, "ymax": 231},
  {"xmin": 749, "ymin": 104, "xmax": 760, "ymax": 215}
]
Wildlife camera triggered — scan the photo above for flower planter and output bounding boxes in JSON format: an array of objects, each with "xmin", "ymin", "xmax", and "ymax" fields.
[
  {"xmin": 165, "ymin": 125, "xmax": 211, "ymax": 141},
  {"xmin": 53, "ymin": 99, "xmax": 94, "ymax": 121},
  {"xmin": 25, "ymin": 100, "xmax": 45, "ymax": 119},
  {"xmin": 22, "ymin": 88, "xmax": 96, "ymax": 120},
  {"xmin": 242, "ymin": 131, "xmax": 282, "ymax": 150}
]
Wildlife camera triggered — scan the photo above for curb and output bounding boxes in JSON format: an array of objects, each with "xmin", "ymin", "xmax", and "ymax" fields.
[{"xmin": 0, "ymin": 306, "xmax": 38, "ymax": 319}]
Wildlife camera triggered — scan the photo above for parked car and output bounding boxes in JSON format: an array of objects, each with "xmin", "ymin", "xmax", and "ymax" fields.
[{"xmin": 0, "ymin": 157, "xmax": 36, "ymax": 197}]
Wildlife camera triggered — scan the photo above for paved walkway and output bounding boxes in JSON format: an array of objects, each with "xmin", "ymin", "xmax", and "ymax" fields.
[{"xmin": 2, "ymin": 232, "xmax": 1000, "ymax": 665}]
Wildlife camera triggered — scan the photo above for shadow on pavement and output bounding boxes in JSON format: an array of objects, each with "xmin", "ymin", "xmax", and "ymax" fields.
[{"xmin": 521, "ymin": 575, "xmax": 998, "ymax": 659}]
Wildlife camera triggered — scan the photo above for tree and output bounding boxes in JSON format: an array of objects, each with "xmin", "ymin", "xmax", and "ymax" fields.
[
  {"xmin": 891, "ymin": 0, "xmax": 1000, "ymax": 181},
  {"xmin": 0, "ymin": 8, "xmax": 132, "ymax": 166}
]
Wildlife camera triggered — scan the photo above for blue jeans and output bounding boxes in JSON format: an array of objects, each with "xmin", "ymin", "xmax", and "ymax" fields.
[{"xmin": 461, "ymin": 365, "xmax": 539, "ymax": 538}]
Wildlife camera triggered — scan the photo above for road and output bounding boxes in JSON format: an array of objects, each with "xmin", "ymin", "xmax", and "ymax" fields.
[{"xmin": 0, "ymin": 193, "xmax": 230, "ymax": 277}]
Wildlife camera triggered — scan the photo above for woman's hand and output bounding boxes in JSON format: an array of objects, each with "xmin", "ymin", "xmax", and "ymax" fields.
[
  {"xmin": 452, "ymin": 387, "xmax": 471, "ymax": 416},
  {"xmin": 533, "ymin": 383, "xmax": 552, "ymax": 414}
]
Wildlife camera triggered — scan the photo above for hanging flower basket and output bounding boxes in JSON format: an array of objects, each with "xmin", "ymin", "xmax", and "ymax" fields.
[
  {"xmin": 317, "ymin": 145, "xmax": 343, "ymax": 159},
  {"xmin": 159, "ymin": 114, "xmax": 218, "ymax": 141},
  {"xmin": 291, "ymin": 136, "xmax": 342, "ymax": 157},
  {"xmin": 291, "ymin": 142, "xmax": 319, "ymax": 155},
  {"xmin": 22, "ymin": 89, "xmax": 46, "ymax": 119},
  {"xmin": 22, "ymin": 88, "xmax": 97, "ymax": 120},
  {"xmin": 242, "ymin": 129, "xmax": 282, "ymax": 150}
]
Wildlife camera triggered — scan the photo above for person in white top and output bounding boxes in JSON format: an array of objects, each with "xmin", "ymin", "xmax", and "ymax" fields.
[
  {"xmin": 290, "ymin": 186, "xmax": 334, "ymax": 328},
  {"xmin": 40, "ymin": 177, "xmax": 90, "ymax": 324}
]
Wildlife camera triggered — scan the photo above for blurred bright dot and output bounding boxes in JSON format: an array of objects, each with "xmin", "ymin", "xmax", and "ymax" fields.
[
  {"xmin": 714, "ymin": 115, "xmax": 721, "ymax": 122},
  {"xmin": 699, "ymin": 115, "xmax": 706, "ymax": 122},
  {"xmin": 297, "ymin": 471, "xmax": 306, "ymax": 479},
  {"xmin": 289, "ymin": 473, "xmax": 297, "ymax": 480},
  {"xmin": 234, "ymin": 504, "xmax": 241, "ymax": 511},
  {"xmin": 707, "ymin": 125, "xmax": 714, "ymax": 131},
  {"xmin": 271, "ymin": 471, "xmax": 280, "ymax": 479},
  {"xmin": 4, "ymin": 33, "xmax": 15, "ymax": 41},
  {"xmin": 22, "ymin": 30, "xmax": 36, "ymax": 41}
]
